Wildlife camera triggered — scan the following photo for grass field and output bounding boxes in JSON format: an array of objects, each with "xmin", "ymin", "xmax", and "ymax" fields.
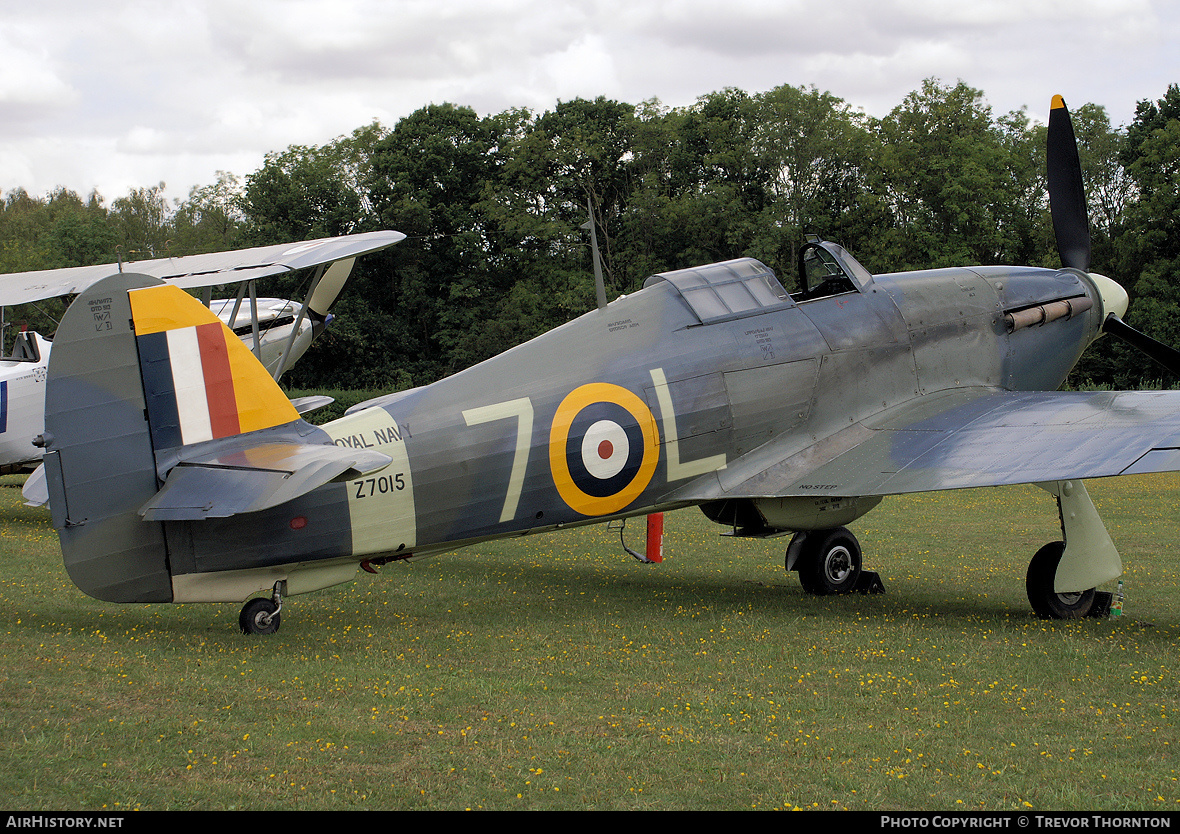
[{"xmin": 0, "ymin": 472, "xmax": 1177, "ymax": 811}]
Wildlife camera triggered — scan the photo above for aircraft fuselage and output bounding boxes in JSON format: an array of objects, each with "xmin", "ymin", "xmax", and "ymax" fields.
[{"xmin": 164, "ymin": 254, "xmax": 1105, "ymax": 602}]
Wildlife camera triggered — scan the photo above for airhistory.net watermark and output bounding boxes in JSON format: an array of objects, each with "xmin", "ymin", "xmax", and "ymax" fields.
[{"xmin": 5, "ymin": 817, "xmax": 124, "ymax": 829}]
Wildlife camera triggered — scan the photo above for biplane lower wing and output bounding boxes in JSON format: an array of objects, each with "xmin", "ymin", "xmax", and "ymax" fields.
[{"xmin": 677, "ymin": 386, "xmax": 1180, "ymax": 501}]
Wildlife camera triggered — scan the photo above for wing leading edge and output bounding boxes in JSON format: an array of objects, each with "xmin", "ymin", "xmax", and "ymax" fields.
[{"xmin": 673, "ymin": 387, "xmax": 1180, "ymax": 501}]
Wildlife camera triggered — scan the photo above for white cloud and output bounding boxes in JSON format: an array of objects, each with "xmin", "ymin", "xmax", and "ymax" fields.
[
  {"xmin": 0, "ymin": 0, "xmax": 1177, "ymax": 200},
  {"xmin": 0, "ymin": 29, "xmax": 79, "ymax": 130},
  {"xmin": 534, "ymin": 35, "xmax": 621, "ymax": 102}
]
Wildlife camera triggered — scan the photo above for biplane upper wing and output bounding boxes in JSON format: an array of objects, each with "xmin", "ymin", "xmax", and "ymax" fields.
[
  {"xmin": 0, "ymin": 230, "xmax": 406, "ymax": 305},
  {"xmin": 675, "ymin": 386, "xmax": 1180, "ymax": 501}
]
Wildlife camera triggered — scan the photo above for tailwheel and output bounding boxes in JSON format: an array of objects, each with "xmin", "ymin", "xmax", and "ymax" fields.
[
  {"xmin": 1026, "ymin": 541, "xmax": 1095, "ymax": 620},
  {"xmin": 797, "ymin": 527, "xmax": 862, "ymax": 595},
  {"xmin": 239, "ymin": 589, "xmax": 283, "ymax": 635}
]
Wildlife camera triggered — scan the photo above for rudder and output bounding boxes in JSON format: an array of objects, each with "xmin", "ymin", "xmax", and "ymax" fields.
[
  {"xmin": 44, "ymin": 274, "xmax": 172, "ymax": 602},
  {"xmin": 128, "ymin": 281, "xmax": 298, "ymax": 453}
]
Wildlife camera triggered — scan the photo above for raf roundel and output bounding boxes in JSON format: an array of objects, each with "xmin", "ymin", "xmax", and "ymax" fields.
[{"xmin": 549, "ymin": 382, "xmax": 660, "ymax": 516}]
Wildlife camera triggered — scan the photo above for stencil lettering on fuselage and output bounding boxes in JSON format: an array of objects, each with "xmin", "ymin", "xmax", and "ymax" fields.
[{"xmin": 326, "ymin": 408, "xmax": 416, "ymax": 556}]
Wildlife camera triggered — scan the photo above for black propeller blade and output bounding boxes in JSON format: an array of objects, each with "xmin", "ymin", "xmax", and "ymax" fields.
[
  {"xmin": 1103, "ymin": 314, "xmax": 1180, "ymax": 378},
  {"xmin": 1047, "ymin": 95, "xmax": 1092, "ymax": 272},
  {"xmin": 1046, "ymin": 96, "xmax": 1173, "ymax": 377}
]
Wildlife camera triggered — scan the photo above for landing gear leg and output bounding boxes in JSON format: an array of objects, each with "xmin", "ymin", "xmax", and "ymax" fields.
[
  {"xmin": 240, "ymin": 582, "xmax": 284, "ymax": 635},
  {"xmin": 1027, "ymin": 481, "xmax": 1121, "ymax": 620}
]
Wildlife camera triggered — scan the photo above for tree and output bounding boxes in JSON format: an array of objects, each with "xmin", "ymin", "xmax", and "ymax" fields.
[
  {"xmin": 359, "ymin": 103, "xmax": 510, "ymax": 382},
  {"xmin": 875, "ymin": 79, "xmax": 1023, "ymax": 270},
  {"xmin": 1072, "ymin": 103, "xmax": 1133, "ymax": 244},
  {"xmin": 1093, "ymin": 85, "xmax": 1180, "ymax": 389},
  {"xmin": 0, "ymin": 189, "xmax": 56, "ymax": 273},
  {"xmin": 240, "ymin": 124, "xmax": 384, "ymax": 245},
  {"xmin": 511, "ymin": 97, "xmax": 638, "ymax": 294},
  {"xmin": 623, "ymin": 90, "xmax": 770, "ymax": 278},
  {"xmin": 111, "ymin": 183, "xmax": 172, "ymax": 259},
  {"xmin": 750, "ymin": 84, "xmax": 881, "ymax": 282},
  {"xmin": 172, "ymin": 171, "xmax": 245, "ymax": 254},
  {"xmin": 1118, "ymin": 86, "xmax": 1180, "ymax": 307},
  {"xmin": 47, "ymin": 192, "xmax": 116, "ymax": 268}
]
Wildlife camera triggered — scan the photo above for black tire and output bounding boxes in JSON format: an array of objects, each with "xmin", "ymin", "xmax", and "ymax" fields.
[
  {"xmin": 239, "ymin": 597, "xmax": 281, "ymax": 635},
  {"xmin": 798, "ymin": 527, "xmax": 862, "ymax": 595},
  {"xmin": 1026, "ymin": 541, "xmax": 1095, "ymax": 619}
]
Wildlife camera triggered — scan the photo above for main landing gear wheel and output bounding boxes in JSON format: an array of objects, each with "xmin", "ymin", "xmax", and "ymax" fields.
[
  {"xmin": 240, "ymin": 596, "xmax": 281, "ymax": 635},
  {"xmin": 1026, "ymin": 541, "xmax": 1095, "ymax": 620},
  {"xmin": 797, "ymin": 527, "xmax": 863, "ymax": 595}
]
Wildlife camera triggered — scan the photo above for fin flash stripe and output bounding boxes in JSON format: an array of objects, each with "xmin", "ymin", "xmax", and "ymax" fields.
[
  {"xmin": 194, "ymin": 321, "xmax": 241, "ymax": 438},
  {"xmin": 129, "ymin": 284, "xmax": 298, "ymax": 450}
]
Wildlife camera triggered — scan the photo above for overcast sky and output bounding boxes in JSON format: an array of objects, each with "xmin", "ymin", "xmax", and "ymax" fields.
[{"xmin": 2, "ymin": 0, "xmax": 1178, "ymax": 204}]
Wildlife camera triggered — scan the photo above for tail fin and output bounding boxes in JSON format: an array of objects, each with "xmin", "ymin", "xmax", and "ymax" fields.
[
  {"xmin": 43, "ymin": 274, "xmax": 301, "ymax": 603},
  {"xmin": 129, "ymin": 281, "xmax": 299, "ymax": 453}
]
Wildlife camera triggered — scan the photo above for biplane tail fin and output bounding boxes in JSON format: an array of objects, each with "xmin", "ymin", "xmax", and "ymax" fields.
[{"xmin": 40, "ymin": 274, "xmax": 320, "ymax": 603}]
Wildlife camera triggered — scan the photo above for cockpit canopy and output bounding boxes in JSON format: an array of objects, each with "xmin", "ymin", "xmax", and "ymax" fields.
[
  {"xmin": 796, "ymin": 239, "xmax": 873, "ymax": 301},
  {"xmin": 645, "ymin": 239, "xmax": 874, "ymax": 326},
  {"xmin": 644, "ymin": 258, "xmax": 792, "ymax": 325}
]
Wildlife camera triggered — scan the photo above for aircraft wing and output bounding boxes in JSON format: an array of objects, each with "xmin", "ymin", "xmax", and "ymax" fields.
[
  {"xmin": 0, "ymin": 230, "xmax": 406, "ymax": 305},
  {"xmin": 676, "ymin": 387, "xmax": 1180, "ymax": 500}
]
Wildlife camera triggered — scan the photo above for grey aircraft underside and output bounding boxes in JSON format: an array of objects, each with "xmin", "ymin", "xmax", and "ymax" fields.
[{"xmin": 32, "ymin": 98, "xmax": 1180, "ymax": 633}]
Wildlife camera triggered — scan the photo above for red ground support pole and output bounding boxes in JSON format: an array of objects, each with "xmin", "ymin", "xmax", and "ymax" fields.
[{"xmin": 646, "ymin": 513, "xmax": 664, "ymax": 563}]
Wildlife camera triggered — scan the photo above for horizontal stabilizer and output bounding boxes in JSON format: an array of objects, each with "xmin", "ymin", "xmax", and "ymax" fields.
[
  {"xmin": 290, "ymin": 395, "xmax": 334, "ymax": 415},
  {"xmin": 21, "ymin": 393, "xmax": 336, "ymax": 509},
  {"xmin": 140, "ymin": 441, "xmax": 391, "ymax": 521}
]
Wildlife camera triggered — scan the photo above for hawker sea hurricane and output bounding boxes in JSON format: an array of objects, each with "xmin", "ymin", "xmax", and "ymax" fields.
[{"xmin": 34, "ymin": 98, "xmax": 1180, "ymax": 633}]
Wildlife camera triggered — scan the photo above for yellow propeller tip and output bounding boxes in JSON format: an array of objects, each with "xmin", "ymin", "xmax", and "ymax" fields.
[{"xmin": 1052, "ymin": 94, "xmax": 1067, "ymax": 110}]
